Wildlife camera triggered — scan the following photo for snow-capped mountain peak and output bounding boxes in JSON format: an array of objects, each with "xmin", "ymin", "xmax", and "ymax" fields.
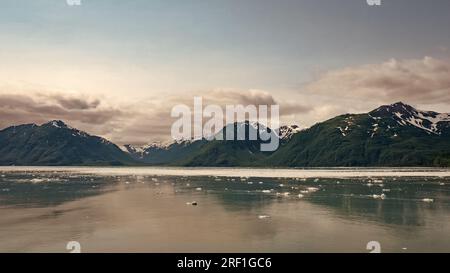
[
  {"xmin": 121, "ymin": 144, "xmax": 145, "ymax": 155},
  {"xmin": 43, "ymin": 120, "xmax": 71, "ymax": 129},
  {"xmin": 278, "ymin": 125, "xmax": 301, "ymax": 140},
  {"xmin": 372, "ymin": 102, "xmax": 450, "ymax": 135}
]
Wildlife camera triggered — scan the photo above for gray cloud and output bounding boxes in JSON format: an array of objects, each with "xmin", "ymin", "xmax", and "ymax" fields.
[
  {"xmin": 303, "ymin": 57, "xmax": 450, "ymax": 105},
  {"xmin": 49, "ymin": 94, "xmax": 101, "ymax": 110},
  {"xmin": 0, "ymin": 89, "xmax": 311, "ymax": 146},
  {"xmin": 0, "ymin": 92, "xmax": 127, "ymax": 139},
  {"xmin": 111, "ymin": 89, "xmax": 312, "ymax": 145}
]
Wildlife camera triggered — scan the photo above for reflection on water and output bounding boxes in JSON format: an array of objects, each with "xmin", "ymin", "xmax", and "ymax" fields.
[{"xmin": 0, "ymin": 167, "xmax": 449, "ymax": 253}]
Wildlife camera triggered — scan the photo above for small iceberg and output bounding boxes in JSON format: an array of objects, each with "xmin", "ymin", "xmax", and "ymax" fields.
[
  {"xmin": 422, "ymin": 198, "xmax": 434, "ymax": 203},
  {"xmin": 306, "ymin": 187, "xmax": 319, "ymax": 192},
  {"xmin": 30, "ymin": 178, "xmax": 45, "ymax": 183},
  {"xmin": 372, "ymin": 194, "xmax": 386, "ymax": 200}
]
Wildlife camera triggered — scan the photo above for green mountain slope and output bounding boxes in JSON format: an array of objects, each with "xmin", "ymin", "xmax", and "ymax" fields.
[
  {"xmin": 0, "ymin": 120, "xmax": 136, "ymax": 166},
  {"xmin": 266, "ymin": 103, "xmax": 450, "ymax": 167}
]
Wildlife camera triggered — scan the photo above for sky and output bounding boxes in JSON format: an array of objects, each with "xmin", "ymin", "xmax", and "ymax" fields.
[{"xmin": 1, "ymin": 0, "xmax": 450, "ymax": 145}]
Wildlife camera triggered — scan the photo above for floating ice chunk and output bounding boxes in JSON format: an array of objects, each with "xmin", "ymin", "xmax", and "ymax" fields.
[
  {"xmin": 307, "ymin": 187, "xmax": 319, "ymax": 192},
  {"xmin": 262, "ymin": 190, "xmax": 272, "ymax": 194},
  {"xmin": 30, "ymin": 178, "xmax": 45, "ymax": 183},
  {"xmin": 422, "ymin": 198, "xmax": 434, "ymax": 203},
  {"xmin": 279, "ymin": 184, "xmax": 284, "ymax": 187},
  {"xmin": 275, "ymin": 192, "xmax": 290, "ymax": 198},
  {"xmin": 259, "ymin": 181, "xmax": 264, "ymax": 184},
  {"xmin": 372, "ymin": 194, "xmax": 386, "ymax": 200}
]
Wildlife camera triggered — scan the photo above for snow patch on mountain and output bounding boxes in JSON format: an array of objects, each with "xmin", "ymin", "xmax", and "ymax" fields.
[
  {"xmin": 278, "ymin": 125, "xmax": 301, "ymax": 140},
  {"xmin": 373, "ymin": 102, "xmax": 450, "ymax": 135}
]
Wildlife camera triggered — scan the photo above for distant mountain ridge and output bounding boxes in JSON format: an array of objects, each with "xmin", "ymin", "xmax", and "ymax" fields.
[
  {"xmin": 0, "ymin": 120, "xmax": 136, "ymax": 166},
  {"xmin": 1, "ymin": 102, "xmax": 449, "ymax": 167},
  {"xmin": 121, "ymin": 122, "xmax": 302, "ymax": 165}
]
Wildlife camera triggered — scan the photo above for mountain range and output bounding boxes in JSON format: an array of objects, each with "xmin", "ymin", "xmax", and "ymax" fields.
[
  {"xmin": 0, "ymin": 120, "xmax": 136, "ymax": 166},
  {"xmin": 1, "ymin": 102, "xmax": 449, "ymax": 167}
]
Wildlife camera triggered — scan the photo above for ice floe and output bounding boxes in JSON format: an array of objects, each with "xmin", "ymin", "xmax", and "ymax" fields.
[{"xmin": 372, "ymin": 194, "xmax": 386, "ymax": 200}]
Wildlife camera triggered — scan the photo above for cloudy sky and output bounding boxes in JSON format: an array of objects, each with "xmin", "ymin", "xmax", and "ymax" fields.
[{"xmin": 1, "ymin": 0, "xmax": 450, "ymax": 145}]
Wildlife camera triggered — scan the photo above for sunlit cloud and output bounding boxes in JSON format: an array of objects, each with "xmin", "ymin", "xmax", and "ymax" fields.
[{"xmin": 0, "ymin": 88, "xmax": 312, "ymax": 146}]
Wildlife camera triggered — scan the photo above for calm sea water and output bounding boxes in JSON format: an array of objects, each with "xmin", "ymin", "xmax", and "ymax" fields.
[{"xmin": 0, "ymin": 167, "xmax": 449, "ymax": 253}]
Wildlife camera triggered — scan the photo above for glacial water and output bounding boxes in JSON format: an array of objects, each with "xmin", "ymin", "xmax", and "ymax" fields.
[{"xmin": 0, "ymin": 167, "xmax": 449, "ymax": 253}]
